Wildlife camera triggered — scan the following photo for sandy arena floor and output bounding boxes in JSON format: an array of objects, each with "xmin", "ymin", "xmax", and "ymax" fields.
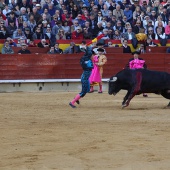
[{"xmin": 0, "ymin": 91, "xmax": 170, "ymax": 170}]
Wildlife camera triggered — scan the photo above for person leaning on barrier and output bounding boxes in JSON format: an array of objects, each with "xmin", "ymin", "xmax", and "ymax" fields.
[
  {"xmin": 63, "ymin": 42, "xmax": 79, "ymax": 54},
  {"xmin": 54, "ymin": 43, "xmax": 63, "ymax": 54},
  {"xmin": 1, "ymin": 40, "xmax": 14, "ymax": 54},
  {"xmin": 17, "ymin": 43, "xmax": 31, "ymax": 54},
  {"xmin": 47, "ymin": 46, "xmax": 57, "ymax": 54}
]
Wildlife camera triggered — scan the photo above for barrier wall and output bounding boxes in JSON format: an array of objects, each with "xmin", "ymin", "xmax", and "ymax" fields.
[{"xmin": 0, "ymin": 53, "xmax": 169, "ymax": 80}]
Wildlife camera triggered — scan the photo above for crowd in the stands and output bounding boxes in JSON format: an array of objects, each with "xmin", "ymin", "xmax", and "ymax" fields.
[{"xmin": 0, "ymin": 0, "xmax": 170, "ymax": 51}]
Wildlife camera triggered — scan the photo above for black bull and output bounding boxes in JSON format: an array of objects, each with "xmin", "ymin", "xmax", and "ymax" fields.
[{"xmin": 108, "ymin": 69, "xmax": 170, "ymax": 108}]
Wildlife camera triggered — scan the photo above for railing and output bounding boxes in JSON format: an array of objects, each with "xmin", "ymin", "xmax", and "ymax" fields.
[{"xmin": 0, "ymin": 53, "xmax": 169, "ymax": 80}]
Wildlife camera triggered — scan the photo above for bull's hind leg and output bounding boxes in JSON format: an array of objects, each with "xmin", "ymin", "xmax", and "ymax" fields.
[
  {"xmin": 122, "ymin": 90, "xmax": 131, "ymax": 106},
  {"xmin": 161, "ymin": 89, "xmax": 170, "ymax": 99}
]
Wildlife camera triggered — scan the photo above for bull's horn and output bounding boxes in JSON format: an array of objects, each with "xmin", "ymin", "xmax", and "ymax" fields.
[{"xmin": 110, "ymin": 77, "xmax": 117, "ymax": 82}]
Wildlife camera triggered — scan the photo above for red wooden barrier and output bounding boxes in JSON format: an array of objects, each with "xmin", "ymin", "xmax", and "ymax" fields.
[
  {"xmin": 0, "ymin": 54, "xmax": 169, "ymax": 80},
  {"xmin": 146, "ymin": 46, "xmax": 168, "ymax": 53},
  {"xmin": 12, "ymin": 47, "xmax": 49, "ymax": 54}
]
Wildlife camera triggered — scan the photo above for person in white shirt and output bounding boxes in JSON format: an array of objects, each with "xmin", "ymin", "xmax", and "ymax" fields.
[{"xmin": 3, "ymin": 5, "xmax": 11, "ymax": 16}]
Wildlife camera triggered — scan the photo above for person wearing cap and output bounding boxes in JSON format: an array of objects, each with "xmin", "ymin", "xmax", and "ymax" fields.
[
  {"xmin": 89, "ymin": 48, "xmax": 107, "ymax": 93},
  {"xmin": 69, "ymin": 46, "xmax": 93, "ymax": 108},
  {"xmin": 17, "ymin": 43, "xmax": 31, "ymax": 54},
  {"xmin": 36, "ymin": 4, "xmax": 43, "ymax": 15}
]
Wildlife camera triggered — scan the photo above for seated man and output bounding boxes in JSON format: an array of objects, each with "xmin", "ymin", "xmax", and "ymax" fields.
[
  {"xmin": 63, "ymin": 42, "xmax": 78, "ymax": 54},
  {"xmin": 47, "ymin": 46, "xmax": 57, "ymax": 54},
  {"xmin": 37, "ymin": 39, "xmax": 49, "ymax": 48},
  {"xmin": 1, "ymin": 40, "xmax": 14, "ymax": 54},
  {"xmin": 54, "ymin": 43, "xmax": 63, "ymax": 54},
  {"xmin": 122, "ymin": 39, "xmax": 131, "ymax": 53},
  {"xmin": 17, "ymin": 43, "xmax": 31, "ymax": 54}
]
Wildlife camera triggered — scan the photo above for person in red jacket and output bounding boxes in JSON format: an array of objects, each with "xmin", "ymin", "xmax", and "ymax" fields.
[{"xmin": 71, "ymin": 26, "xmax": 83, "ymax": 39}]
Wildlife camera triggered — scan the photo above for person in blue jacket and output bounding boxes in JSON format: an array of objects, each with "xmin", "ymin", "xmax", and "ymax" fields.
[{"xmin": 69, "ymin": 46, "xmax": 93, "ymax": 108}]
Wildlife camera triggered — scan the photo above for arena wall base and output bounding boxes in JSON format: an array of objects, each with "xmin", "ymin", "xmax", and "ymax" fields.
[{"xmin": 0, "ymin": 79, "xmax": 109, "ymax": 93}]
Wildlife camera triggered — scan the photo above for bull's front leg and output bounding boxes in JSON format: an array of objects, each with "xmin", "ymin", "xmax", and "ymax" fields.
[{"xmin": 122, "ymin": 86, "xmax": 140, "ymax": 108}]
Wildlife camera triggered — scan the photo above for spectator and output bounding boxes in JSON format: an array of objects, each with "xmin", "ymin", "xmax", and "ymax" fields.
[
  {"xmin": 0, "ymin": 25, "xmax": 8, "ymax": 39},
  {"xmin": 83, "ymin": 27, "xmax": 93, "ymax": 39},
  {"xmin": 13, "ymin": 28, "xmax": 26, "ymax": 39},
  {"xmin": 19, "ymin": 7, "xmax": 29, "ymax": 22},
  {"xmin": 6, "ymin": 11, "xmax": 18, "ymax": 27},
  {"xmin": 72, "ymin": 4, "xmax": 79, "ymax": 19},
  {"xmin": 6, "ymin": 37, "xmax": 17, "ymax": 47},
  {"xmin": 36, "ymin": 4, "xmax": 43, "ymax": 15},
  {"xmin": 137, "ymin": 44, "xmax": 146, "ymax": 54},
  {"xmin": 75, "ymin": 13, "xmax": 85, "ymax": 27},
  {"xmin": 8, "ymin": 0, "xmax": 17, "ymax": 10},
  {"xmin": 30, "ymin": 7, "xmax": 42, "ymax": 23},
  {"xmin": 96, "ymin": 11, "xmax": 103, "ymax": 23},
  {"xmin": 41, "ymin": 8, "xmax": 51, "ymax": 22},
  {"xmin": 93, "ymin": 22, "xmax": 104, "ymax": 37},
  {"xmin": 113, "ymin": 29, "xmax": 122, "ymax": 40},
  {"xmin": 113, "ymin": 20, "xmax": 124, "ymax": 32},
  {"xmin": 27, "ymin": 14, "xmax": 36, "ymax": 32},
  {"xmin": 132, "ymin": 20, "xmax": 145, "ymax": 34},
  {"xmin": 113, "ymin": 4, "xmax": 124, "ymax": 20},
  {"xmin": 62, "ymin": 21, "xmax": 71, "ymax": 39},
  {"xmin": 54, "ymin": 43, "xmax": 63, "ymax": 54},
  {"xmin": 133, "ymin": 5, "xmax": 141, "ymax": 23},
  {"xmin": 123, "ymin": 26, "xmax": 136, "ymax": 40},
  {"xmin": 145, "ymin": 38, "xmax": 158, "ymax": 47},
  {"xmin": 147, "ymin": 27, "xmax": 156, "ymax": 40},
  {"xmin": 32, "ymin": 27, "xmax": 44, "ymax": 40},
  {"xmin": 16, "ymin": 38, "xmax": 26, "ymax": 47},
  {"xmin": 17, "ymin": 43, "xmax": 31, "ymax": 54},
  {"xmin": 124, "ymin": 5, "xmax": 133, "ymax": 23},
  {"xmin": 110, "ymin": 15, "xmax": 117, "ymax": 27},
  {"xmin": 52, "ymin": 21, "xmax": 63, "ymax": 35},
  {"xmin": 155, "ymin": 27, "xmax": 167, "ymax": 46},
  {"xmin": 71, "ymin": 20, "xmax": 80, "ymax": 33},
  {"xmin": 1, "ymin": 40, "xmax": 14, "ymax": 54},
  {"xmin": 6, "ymin": 20, "xmax": 17, "ymax": 37},
  {"xmin": 28, "ymin": 40, "xmax": 36, "ymax": 47},
  {"xmin": 101, "ymin": 4, "xmax": 109, "ymax": 17},
  {"xmin": 47, "ymin": 46, "xmax": 57, "ymax": 54},
  {"xmin": 56, "ymin": 29, "xmax": 66, "ymax": 40},
  {"xmin": 3, "ymin": 4, "xmax": 11, "ymax": 16},
  {"xmin": 122, "ymin": 39, "xmax": 131, "ymax": 53},
  {"xmin": 71, "ymin": 26, "xmax": 83, "ymax": 39},
  {"xmin": 63, "ymin": 42, "xmax": 78, "ymax": 54},
  {"xmin": 24, "ymin": 27, "xmax": 33, "ymax": 40},
  {"xmin": 165, "ymin": 20, "xmax": 170, "ymax": 39},
  {"xmin": 37, "ymin": 39, "xmax": 49, "ymax": 48}
]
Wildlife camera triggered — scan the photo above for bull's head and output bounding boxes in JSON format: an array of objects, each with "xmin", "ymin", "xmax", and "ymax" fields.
[{"xmin": 108, "ymin": 76, "xmax": 121, "ymax": 95}]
